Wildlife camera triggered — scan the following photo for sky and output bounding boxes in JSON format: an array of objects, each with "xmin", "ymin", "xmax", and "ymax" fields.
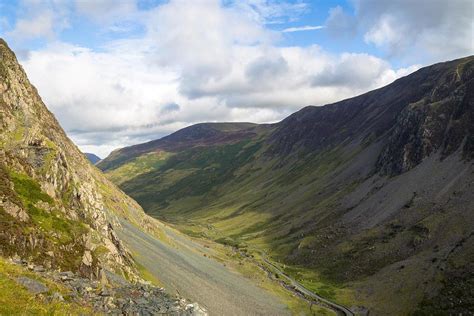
[{"xmin": 0, "ymin": 0, "xmax": 473, "ymax": 157}]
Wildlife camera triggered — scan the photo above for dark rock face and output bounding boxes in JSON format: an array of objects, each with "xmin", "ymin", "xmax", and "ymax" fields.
[
  {"xmin": 85, "ymin": 153, "xmax": 101, "ymax": 164},
  {"xmin": 377, "ymin": 58, "xmax": 474, "ymax": 175},
  {"xmin": 267, "ymin": 57, "xmax": 474, "ymax": 176}
]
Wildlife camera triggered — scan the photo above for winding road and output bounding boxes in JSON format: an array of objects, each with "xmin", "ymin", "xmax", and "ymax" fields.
[{"xmin": 259, "ymin": 253, "xmax": 355, "ymax": 316}]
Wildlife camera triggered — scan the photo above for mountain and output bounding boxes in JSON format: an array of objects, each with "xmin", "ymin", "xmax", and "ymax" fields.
[
  {"xmin": 0, "ymin": 39, "xmax": 207, "ymax": 314},
  {"xmin": 99, "ymin": 55, "xmax": 474, "ymax": 315},
  {"xmin": 84, "ymin": 152, "xmax": 101, "ymax": 164}
]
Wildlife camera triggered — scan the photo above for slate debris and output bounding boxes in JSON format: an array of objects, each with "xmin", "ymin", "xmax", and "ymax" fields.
[
  {"xmin": 16, "ymin": 276, "xmax": 49, "ymax": 294},
  {"xmin": 11, "ymin": 259, "xmax": 207, "ymax": 315}
]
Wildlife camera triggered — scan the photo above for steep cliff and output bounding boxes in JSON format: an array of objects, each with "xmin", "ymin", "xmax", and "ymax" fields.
[{"xmin": 0, "ymin": 38, "xmax": 152, "ymax": 280}]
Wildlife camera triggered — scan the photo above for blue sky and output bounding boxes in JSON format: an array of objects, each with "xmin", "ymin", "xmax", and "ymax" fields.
[
  {"xmin": 0, "ymin": 0, "xmax": 472, "ymax": 157},
  {"xmin": 1, "ymin": 1, "xmax": 383, "ymax": 62}
]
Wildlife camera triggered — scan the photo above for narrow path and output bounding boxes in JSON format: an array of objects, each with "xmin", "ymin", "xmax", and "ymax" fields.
[
  {"xmin": 259, "ymin": 253, "xmax": 354, "ymax": 316},
  {"xmin": 116, "ymin": 219, "xmax": 291, "ymax": 316}
]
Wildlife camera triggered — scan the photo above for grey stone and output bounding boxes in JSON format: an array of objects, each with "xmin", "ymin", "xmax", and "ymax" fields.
[
  {"xmin": 99, "ymin": 289, "xmax": 111, "ymax": 296},
  {"xmin": 135, "ymin": 298, "xmax": 148, "ymax": 305},
  {"xmin": 59, "ymin": 271, "xmax": 75, "ymax": 281},
  {"xmin": 16, "ymin": 277, "xmax": 49, "ymax": 294},
  {"xmin": 51, "ymin": 292, "xmax": 64, "ymax": 302}
]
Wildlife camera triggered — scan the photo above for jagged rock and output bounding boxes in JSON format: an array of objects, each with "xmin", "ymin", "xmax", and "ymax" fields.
[
  {"xmin": 50, "ymin": 292, "xmax": 64, "ymax": 302},
  {"xmin": 0, "ymin": 200, "xmax": 29, "ymax": 222},
  {"xmin": 99, "ymin": 288, "xmax": 111, "ymax": 297},
  {"xmin": 59, "ymin": 271, "xmax": 75, "ymax": 281},
  {"xmin": 0, "ymin": 38, "xmax": 149, "ymax": 282},
  {"xmin": 33, "ymin": 265, "xmax": 45, "ymax": 272},
  {"xmin": 82, "ymin": 250, "xmax": 93, "ymax": 266}
]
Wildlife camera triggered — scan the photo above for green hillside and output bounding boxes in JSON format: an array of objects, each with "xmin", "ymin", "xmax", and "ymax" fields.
[{"xmin": 99, "ymin": 56, "xmax": 474, "ymax": 315}]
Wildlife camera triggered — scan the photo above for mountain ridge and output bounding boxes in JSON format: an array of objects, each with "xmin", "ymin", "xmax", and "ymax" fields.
[{"xmin": 85, "ymin": 153, "xmax": 101, "ymax": 164}]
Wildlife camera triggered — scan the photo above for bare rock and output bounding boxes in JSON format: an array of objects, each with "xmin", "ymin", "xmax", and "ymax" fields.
[
  {"xmin": 16, "ymin": 276, "xmax": 49, "ymax": 294},
  {"xmin": 82, "ymin": 250, "xmax": 93, "ymax": 266},
  {"xmin": 0, "ymin": 200, "xmax": 29, "ymax": 222}
]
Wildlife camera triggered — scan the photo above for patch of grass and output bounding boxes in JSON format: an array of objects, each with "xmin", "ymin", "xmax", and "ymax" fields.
[
  {"xmin": 414, "ymin": 264, "xmax": 474, "ymax": 315},
  {"xmin": 27, "ymin": 204, "xmax": 87, "ymax": 245},
  {"xmin": 1, "ymin": 170, "xmax": 88, "ymax": 271},
  {"xmin": 135, "ymin": 260, "xmax": 163, "ymax": 287},
  {"xmin": 121, "ymin": 140, "xmax": 262, "ymax": 209},
  {"xmin": 0, "ymin": 257, "xmax": 93, "ymax": 315},
  {"xmin": 107, "ymin": 151, "xmax": 174, "ymax": 185},
  {"xmin": 92, "ymin": 245, "xmax": 109, "ymax": 259},
  {"xmin": 215, "ymin": 237, "xmax": 241, "ymax": 248},
  {"xmin": 9, "ymin": 171, "xmax": 87, "ymax": 245},
  {"xmin": 10, "ymin": 171, "xmax": 53, "ymax": 205},
  {"xmin": 279, "ymin": 264, "xmax": 354, "ymax": 305}
]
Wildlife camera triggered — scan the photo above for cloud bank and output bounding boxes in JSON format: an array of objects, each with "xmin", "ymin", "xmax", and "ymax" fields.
[{"xmin": 2, "ymin": 0, "xmax": 472, "ymax": 157}]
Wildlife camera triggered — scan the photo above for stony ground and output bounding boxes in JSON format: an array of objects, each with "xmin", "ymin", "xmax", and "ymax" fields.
[{"xmin": 9, "ymin": 257, "xmax": 207, "ymax": 315}]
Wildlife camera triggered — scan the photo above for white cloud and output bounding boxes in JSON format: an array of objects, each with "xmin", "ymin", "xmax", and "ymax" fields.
[
  {"xmin": 6, "ymin": 0, "xmax": 71, "ymax": 41},
  {"xmin": 18, "ymin": 0, "xmax": 422, "ymax": 157},
  {"xmin": 327, "ymin": 0, "xmax": 474, "ymax": 63},
  {"xmin": 324, "ymin": 5, "xmax": 356, "ymax": 37},
  {"xmin": 75, "ymin": 0, "xmax": 137, "ymax": 19},
  {"xmin": 282, "ymin": 25, "xmax": 324, "ymax": 33},
  {"xmin": 9, "ymin": 12, "xmax": 56, "ymax": 40},
  {"xmin": 231, "ymin": 0, "xmax": 309, "ymax": 24}
]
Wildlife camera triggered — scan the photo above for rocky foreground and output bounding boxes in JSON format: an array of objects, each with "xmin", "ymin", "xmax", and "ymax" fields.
[{"xmin": 8, "ymin": 256, "xmax": 207, "ymax": 315}]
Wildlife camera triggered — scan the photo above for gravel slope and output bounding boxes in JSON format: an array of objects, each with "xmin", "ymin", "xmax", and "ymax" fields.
[{"xmin": 117, "ymin": 219, "xmax": 290, "ymax": 316}]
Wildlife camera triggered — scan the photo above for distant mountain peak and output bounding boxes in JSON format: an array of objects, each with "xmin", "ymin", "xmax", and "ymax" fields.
[{"xmin": 85, "ymin": 152, "xmax": 101, "ymax": 164}]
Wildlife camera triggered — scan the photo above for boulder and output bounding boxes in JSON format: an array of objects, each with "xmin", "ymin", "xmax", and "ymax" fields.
[{"xmin": 16, "ymin": 277, "xmax": 49, "ymax": 294}]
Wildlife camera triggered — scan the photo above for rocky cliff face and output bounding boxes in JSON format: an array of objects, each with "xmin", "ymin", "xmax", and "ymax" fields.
[
  {"xmin": 0, "ymin": 37, "xmax": 211, "ymax": 315},
  {"xmin": 0, "ymin": 38, "xmax": 147, "ymax": 280},
  {"xmin": 267, "ymin": 56, "xmax": 473, "ymax": 173},
  {"xmin": 376, "ymin": 57, "xmax": 474, "ymax": 174}
]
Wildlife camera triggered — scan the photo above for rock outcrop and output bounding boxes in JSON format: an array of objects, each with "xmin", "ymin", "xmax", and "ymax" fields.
[
  {"xmin": 9, "ymin": 258, "xmax": 206, "ymax": 315},
  {"xmin": 0, "ymin": 38, "xmax": 138, "ymax": 279},
  {"xmin": 0, "ymin": 38, "xmax": 206, "ymax": 314}
]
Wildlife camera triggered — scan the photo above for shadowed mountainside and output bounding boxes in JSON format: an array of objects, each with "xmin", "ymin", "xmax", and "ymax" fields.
[
  {"xmin": 99, "ymin": 55, "xmax": 474, "ymax": 315},
  {"xmin": 84, "ymin": 152, "xmax": 101, "ymax": 164}
]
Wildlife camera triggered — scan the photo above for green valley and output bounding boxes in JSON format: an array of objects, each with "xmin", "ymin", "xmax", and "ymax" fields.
[{"xmin": 99, "ymin": 56, "xmax": 474, "ymax": 315}]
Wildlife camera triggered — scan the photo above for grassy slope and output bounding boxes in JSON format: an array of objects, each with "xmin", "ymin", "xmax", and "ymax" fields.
[{"xmin": 0, "ymin": 37, "xmax": 163, "ymax": 281}]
